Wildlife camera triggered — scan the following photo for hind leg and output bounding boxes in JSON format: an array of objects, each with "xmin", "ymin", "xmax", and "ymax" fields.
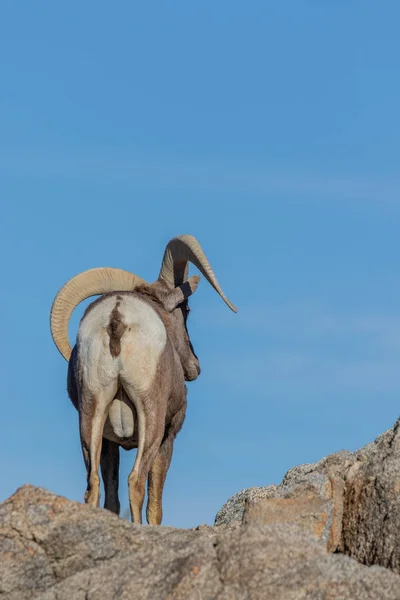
[
  {"xmin": 128, "ymin": 411, "xmax": 165, "ymax": 524},
  {"xmin": 100, "ymin": 438, "xmax": 120, "ymax": 514},
  {"xmin": 147, "ymin": 403, "xmax": 186, "ymax": 525},
  {"xmin": 122, "ymin": 386, "xmax": 166, "ymax": 523},
  {"xmin": 79, "ymin": 382, "xmax": 117, "ymax": 507},
  {"xmin": 146, "ymin": 437, "xmax": 173, "ymax": 525}
]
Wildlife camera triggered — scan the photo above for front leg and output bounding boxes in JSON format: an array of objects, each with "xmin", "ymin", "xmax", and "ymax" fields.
[{"xmin": 100, "ymin": 438, "xmax": 120, "ymax": 514}]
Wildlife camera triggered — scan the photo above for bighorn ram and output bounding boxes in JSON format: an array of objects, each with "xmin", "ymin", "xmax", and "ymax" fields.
[{"xmin": 50, "ymin": 235, "xmax": 236, "ymax": 524}]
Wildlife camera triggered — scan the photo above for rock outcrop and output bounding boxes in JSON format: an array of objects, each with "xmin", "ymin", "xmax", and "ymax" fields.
[
  {"xmin": 216, "ymin": 449, "xmax": 353, "ymax": 552},
  {"xmin": 1, "ymin": 421, "xmax": 400, "ymax": 599},
  {"xmin": 343, "ymin": 420, "xmax": 400, "ymax": 571},
  {"xmin": 216, "ymin": 422, "xmax": 400, "ymax": 571}
]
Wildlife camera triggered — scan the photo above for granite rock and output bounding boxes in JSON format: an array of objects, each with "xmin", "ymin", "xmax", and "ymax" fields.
[{"xmin": 2, "ymin": 485, "xmax": 400, "ymax": 599}]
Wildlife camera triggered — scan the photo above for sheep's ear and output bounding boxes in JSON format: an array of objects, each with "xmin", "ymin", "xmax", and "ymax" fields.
[{"xmin": 164, "ymin": 275, "xmax": 200, "ymax": 312}]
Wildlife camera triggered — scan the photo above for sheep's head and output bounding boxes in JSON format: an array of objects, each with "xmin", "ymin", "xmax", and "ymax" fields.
[
  {"xmin": 50, "ymin": 235, "xmax": 237, "ymax": 376},
  {"xmin": 160, "ymin": 275, "xmax": 202, "ymax": 381},
  {"xmin": 173, "ymin": 299, "xmax": 201, "ymax": 381}
]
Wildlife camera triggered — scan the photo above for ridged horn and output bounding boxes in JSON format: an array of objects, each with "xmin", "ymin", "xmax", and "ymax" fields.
[
  {"xmin": 158, "ymin": 234, "xmax": 237, "ymax": 312},
  {"xmin": 50, "ymin": 267, "xmax": 146, "ymax": 361}
]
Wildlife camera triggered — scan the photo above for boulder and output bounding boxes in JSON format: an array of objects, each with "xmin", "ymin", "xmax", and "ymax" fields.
[
  {"xmin": 213, "ymin": 483, "xmax": 279, "ymax": 530},
  {"xmin": 343, "ymin": 419, "xmax": 400, "ymax": 572},
  {"xmin": 242, "ymin": 496, "xmax": 334, "ymax": 542},
  {"xmin": 215, "ymin": 450, "xmax": 354, "ymax": 552},
  {"xmin": 2, "ymin": 421, "xmax": 400, "ymax": 598},
  {"xmin": 216, "ymin": 421, "xmax": 400, "ymax": 572},
  {"xmin": 2, "ymin": 485, "xmax": 400, "ymax": 599}
]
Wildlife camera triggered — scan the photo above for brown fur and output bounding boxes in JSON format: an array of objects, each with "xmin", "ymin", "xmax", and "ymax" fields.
[
  {"xmin": 106, "ymin": 297, "xmax": 127, "ymax": 357},
  {"xmin": 79, "ymin": 389, "xmax": 102, "ymax": 506},
  {"xmin": 68, "ymin": 280, "xmax": 200, "ymax": 524},
  {"xmin": 125, "ymin": 337, "xmax": 187, "ymax": 523},
  {"xmin": 67, "ymin": 346, "xmax": 79, "ymax": 411},
  {"xmin": 135, "ymin": 283, "xmax": 168, "ymax": 308}
]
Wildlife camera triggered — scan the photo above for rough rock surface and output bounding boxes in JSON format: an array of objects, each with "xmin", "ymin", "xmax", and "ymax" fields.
[
  {"xmin": 242, "ymin": 496, "xmax": 334, "ymax": 543},
  {"xmin": 2, "ymin": 422, "xmax": 400, "ymax": 598},
  {"xmin": 213, "ymin": 483, "xmax": 279, "ymax": 530},
  {"xmin": 214, "ymin": 429, "xmax": 393, "ymax": 532},
  {"xmin": 216, "ymin": 421, "xmax": 400, "ymax": 572},
  {"xmin": 215, "ymin": 450, "xmax": 354, "ymax": 551},
  {"xmin": 343, "ymin": 420, "xmax": 400, "ymax": 572},
  {"xmin": 2, "ymin": 485, "xmax": 400, "ymax": 600}
]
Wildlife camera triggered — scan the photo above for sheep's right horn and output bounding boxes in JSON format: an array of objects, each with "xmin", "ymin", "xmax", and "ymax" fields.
[
  {"xmin": 50, "ymin": 267, "xmax": 145, "ymax": 361},
  {"xmin": 158, "ymin": 234, "xmax": 237, "ymax": 312}
]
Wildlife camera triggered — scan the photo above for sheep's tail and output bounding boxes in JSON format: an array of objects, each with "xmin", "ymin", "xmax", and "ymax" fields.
[{"xmin": 107, "ymin": 298, "xmax": 127, "ymax": 357}]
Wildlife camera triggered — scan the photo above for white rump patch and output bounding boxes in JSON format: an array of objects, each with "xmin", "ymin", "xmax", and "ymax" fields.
[{"xmin": 77, "ymin": 294, "xmax": 167, "ymax": 444}]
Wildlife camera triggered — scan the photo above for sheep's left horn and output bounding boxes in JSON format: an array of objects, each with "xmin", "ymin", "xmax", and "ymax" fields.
[{"xmin": 50, "ymin": 267, "xmax": 146, "ymax": 361}]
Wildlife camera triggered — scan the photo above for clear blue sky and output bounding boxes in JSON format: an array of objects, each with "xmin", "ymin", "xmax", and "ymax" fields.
[{"xmin": 1, "ymin": 1, "xmax": 400, "ymax": 527}]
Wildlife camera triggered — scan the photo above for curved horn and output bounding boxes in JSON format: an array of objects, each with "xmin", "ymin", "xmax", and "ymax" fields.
[
  {"xmin": 158, "ymin": 234, "xmax": 237, "ymax": 312},
  {"xmin": 50, "ymin": 267, "xmax": 146, "ymax": 361}
]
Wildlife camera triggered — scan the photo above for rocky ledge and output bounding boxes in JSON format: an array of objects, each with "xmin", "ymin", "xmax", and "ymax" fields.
[{"xmin": 2, "ymin": 419, "xmax": 400, "ymax": 599}]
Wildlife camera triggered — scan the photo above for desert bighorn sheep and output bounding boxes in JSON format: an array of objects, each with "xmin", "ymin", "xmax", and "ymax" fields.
[{"xmin": 50, "ymin": 234, "xmax": 236, "ymax": 524}]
